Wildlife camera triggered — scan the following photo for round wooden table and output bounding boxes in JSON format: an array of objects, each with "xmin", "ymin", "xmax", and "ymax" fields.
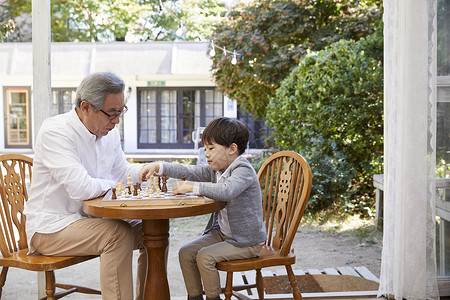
[{"xmin": 83, "ymin": 197, "xmax": 226, "ymax": 300}]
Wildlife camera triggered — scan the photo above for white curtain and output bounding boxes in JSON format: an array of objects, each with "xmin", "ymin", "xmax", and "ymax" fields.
[{"xmin": 380, "ymin": 0, "xmax": 439, "ymax": 299}]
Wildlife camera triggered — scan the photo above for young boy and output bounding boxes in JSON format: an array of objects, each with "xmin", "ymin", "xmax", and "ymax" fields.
[{"xmin": 138, "ymin": 117, "xmax": 266, "ymax": 300}]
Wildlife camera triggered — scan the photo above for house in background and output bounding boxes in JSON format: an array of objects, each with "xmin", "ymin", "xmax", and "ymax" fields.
[{"xmin": 0, "ymin": 41, "xmax": 269, "ymax": 161}]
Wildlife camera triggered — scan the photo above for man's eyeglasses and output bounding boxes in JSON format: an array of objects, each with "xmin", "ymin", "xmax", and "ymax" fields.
[{"xmin": 99, "ymin": 106, "xmax": 128, "ymax": 120}]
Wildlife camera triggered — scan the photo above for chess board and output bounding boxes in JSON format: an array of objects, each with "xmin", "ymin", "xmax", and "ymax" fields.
[{"xmin": 101, "ymin": 189, "xmax": 212, "ymax": 207}]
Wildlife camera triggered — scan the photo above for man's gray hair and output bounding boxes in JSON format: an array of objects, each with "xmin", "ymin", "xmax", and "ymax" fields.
[{"xmin": 75, "ymin": 72, "xmax": 125, "ymax": 110}]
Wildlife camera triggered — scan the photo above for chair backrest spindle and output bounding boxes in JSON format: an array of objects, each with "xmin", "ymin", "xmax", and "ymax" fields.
[
  {"xmin": 0, "ymin": 154, "xmax": 33, "ymax": 258},
  {"xmin": 257, "ymin": 151, "xmax": 312, "ymax": 257}
]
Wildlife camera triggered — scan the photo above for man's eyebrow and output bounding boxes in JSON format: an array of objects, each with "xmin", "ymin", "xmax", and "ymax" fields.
[{"xmin": 105, "ymin": 107, "xmax": 122, "ymax": 112}]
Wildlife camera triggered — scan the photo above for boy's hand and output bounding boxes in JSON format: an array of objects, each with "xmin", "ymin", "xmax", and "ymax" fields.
[
  {"xmin": 172, "ymin": 181, "xmax": 194, "ymax": 194},
  {"xmin": 138, "ymin": 163, "xmax": 160, "ymax": 181}
]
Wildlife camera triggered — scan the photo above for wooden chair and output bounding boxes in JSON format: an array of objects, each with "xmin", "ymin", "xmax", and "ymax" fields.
[
  {"xmin": 217, "ymin": 151, "xmax": 312, "ymax": 300},
  {"xmin": 0, "ymin": 154, "xmax": 100, "ymax": 300}
]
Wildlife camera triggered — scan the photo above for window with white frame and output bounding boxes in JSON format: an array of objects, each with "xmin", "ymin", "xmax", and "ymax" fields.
[
  {"xmin": 436, "ymin": 0, "xmax": 450, "ymax": 278},
  {"xmin": 137, "ymin": 87, "xmax": 223, "ymax": 149},
  {"xmin": 51, "ymin": 88, "xmax": 77, "ymax": 115},
  {"xmin": 4, "ymin": 87, "xmax": 31, "ymax": 148}
]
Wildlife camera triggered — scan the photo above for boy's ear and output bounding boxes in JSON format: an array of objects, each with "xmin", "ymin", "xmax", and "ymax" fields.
[{"xmin": 229, "ymin": 143, "xmax": 238, "ymax": 155}]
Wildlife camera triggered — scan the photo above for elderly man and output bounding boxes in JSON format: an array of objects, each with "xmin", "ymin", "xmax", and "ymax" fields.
[{"xmin": 24, "ymin": 72, "xmax": 146, "ymax": 300}]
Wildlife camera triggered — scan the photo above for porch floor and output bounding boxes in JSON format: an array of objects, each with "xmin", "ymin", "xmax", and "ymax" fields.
[{"xmin": 221, "ymin": 266, "xmax": 381, "ymax": 300}]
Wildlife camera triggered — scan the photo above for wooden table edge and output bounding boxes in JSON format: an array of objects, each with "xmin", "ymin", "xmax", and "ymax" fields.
[{"xmin": 83, "ymin": 196, "xmax": 226, "ymax": 219}]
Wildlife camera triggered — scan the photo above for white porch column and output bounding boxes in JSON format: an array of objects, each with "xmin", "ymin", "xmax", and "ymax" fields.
[
  {"xmin": 32, "ymin": 0, "xmax": 52, "ymax": 146},
  {"xmin": 32, "ymin": 1, "xmax": 51, "ymax": 297}
]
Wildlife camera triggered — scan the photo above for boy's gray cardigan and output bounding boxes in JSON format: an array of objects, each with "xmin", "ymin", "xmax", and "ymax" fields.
[{"xmin": 161, "ymin": 156, "xmax": 266, "ymax": 247}]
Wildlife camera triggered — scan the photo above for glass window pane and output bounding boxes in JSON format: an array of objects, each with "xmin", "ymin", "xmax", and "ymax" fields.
[
  {"xmin": 195, "ymin": 91, "xmax": 201, "ymax": 130},
  {"xmin": 8, "ymin": 91, "xmax": 26, "ymax": 104},
  {"xmin": 51, "ymin": 91, "xmax": 59, "ymax": 115},
  {"xmin": 437, "ymin": 87, "xmax": 450, "ymax": 181},
  {"xmin": 51, "ymin": 91, "xmax": 59, "ymax": 104},
  {"xmin": 51, "ymin": 89, "xmax": 76, "ymax": 115},
  {"xmin": 19, "ymin": 118, "xmax": 27, "ymax": 129},
  {"xmin": 182, "ymin": 90, "xmax": 197, "ymax": 144},
  {"xmin": 214, "ymin": 91, "xmax": 223, "ymax": 116},
  {"xmin": 205, "ymin": 103, "xmax": 213, "ymax": 116},
  {"xmin": 161, "ymin": 90, "xmax": 177, "ymax": 143},
  {"xmin": 438, "ymin": 0, "xmax": 450, "ymax": 76},
  {"xmin": 63, "ymin": 90, "xmax": 76, "ymax": 112},
  {"xmin": 10, "ymin": 117, "xmax": 17, "ymax": 129},
  {"xmin": 205, "ymin": 90, "xmax": 223, "ymax": 121},
  {"xmin": 215, "ymin": 105, "xmax": 223, "ymax": 116},
  {"xmin": 161, "ymin": 130, "xmax": 176, "ymax": 143},
  {"xmin": 20, "ymin": 131, "xmax": 27, "ymax": 141},
  {"xmin": 10, "ymin": 105, "xmax": 25, "ymax": 115},
  {"xmin": 140, "ymin": 130, "xmax": 157, "ymax": 144},
  {"xmin": 140, "ymin": 90, "xmax": 158, "ymax": 143}
]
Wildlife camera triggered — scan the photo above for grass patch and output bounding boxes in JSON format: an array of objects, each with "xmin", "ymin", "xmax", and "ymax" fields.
[{"xmin": 351, "ymin": 224, "xmax": 380, "ymax": 245}]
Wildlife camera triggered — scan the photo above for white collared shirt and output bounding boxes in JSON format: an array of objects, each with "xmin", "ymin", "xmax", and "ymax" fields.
[{"xmin": 23, "ymin": 109, "xmax": 142, "ymax": 253}]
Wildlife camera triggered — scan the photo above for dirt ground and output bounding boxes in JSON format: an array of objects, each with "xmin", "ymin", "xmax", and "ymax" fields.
[{"xmin": 1, "ymin": 214, "xmax": 382, "ymax": 299}]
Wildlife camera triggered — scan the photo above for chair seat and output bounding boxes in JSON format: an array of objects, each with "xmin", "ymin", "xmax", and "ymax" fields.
[
  {"xmin": 217, "ymin": 245, "xmax": 296, "ymax": 272},
  {"xmin": 0, "ymin": 249, "xmax": 98, "ymax": 271}
]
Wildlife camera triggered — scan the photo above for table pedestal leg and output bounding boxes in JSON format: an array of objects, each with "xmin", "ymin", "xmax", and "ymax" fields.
[{"xmin": 142, "ymin": 219, "xmax": 170, "ymax": 300}]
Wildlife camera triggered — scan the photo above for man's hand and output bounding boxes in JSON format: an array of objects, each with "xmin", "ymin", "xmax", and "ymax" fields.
[
  {"xmin": 172, "ymin": 181, "xmax": 194, "ymax": 194},
  {"xmin": 138, "ymin": 163, "xmax": 160, "ymax": 181}
]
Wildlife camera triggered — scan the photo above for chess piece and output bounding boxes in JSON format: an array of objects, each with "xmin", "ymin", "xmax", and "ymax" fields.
[
  {"xmin": 161, "ymin": 173, "xmax": 168, "ymax": 193},
  {"xmin": 144, "ymin": 188, "xmax": 149, "ymax": 198},
  {"xmin": 136, "ymin": 189, "xmax": 142, "ymax": 199},
  {"xmin": 111, "ymin": 188, "xmax": 117, "ymax": 200},
  {"xmin": 156, "ymin": 189, "xmax": 161, "ymax": 198},
  {"xmin": 124, "ymin": 190, "xmax": 130, "ymax": 198},
  {"xmin": 181, "ymin": 174, "xmax": 186, "ymax": 181},
  {"xmin": 149, "ymin": 175, "xmax": 155, "ymax": 190},
  {"xmin": 158, "ymin": 176, "xmax": 161, "ymax": 190},
  {"xmin": 133, "ymin": 184, "xmax": 138, "ymax": 196}
]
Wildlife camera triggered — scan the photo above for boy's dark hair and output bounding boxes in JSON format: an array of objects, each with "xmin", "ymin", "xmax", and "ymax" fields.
[{"xmin": 201, "ymin": 117, "xmax": 249, "ymax": 155}]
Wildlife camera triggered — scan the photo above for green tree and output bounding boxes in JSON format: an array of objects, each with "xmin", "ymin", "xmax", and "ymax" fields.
[
  {"xmin": 0, "ymin": 0, "xmax": 32, "ymax": 41},
  {"xmin": 210, "ymin": 0, "xmax": 382, "ymax": 118},
  {"xmin": 0, "ymin": 19, "xmax": 15, "ymax": 41},
  {"xmin": 266, "ymin": 29, "xmax": 383, "ymax": 216},
  {"xmin": 1, "ymin": 0, "xmax": 226, "ymax": 42},
  {"xmin": 51, "ymin": 0, "xmax": 226, "ymax": 42}
]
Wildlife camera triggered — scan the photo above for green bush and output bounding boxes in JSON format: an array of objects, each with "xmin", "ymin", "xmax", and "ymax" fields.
[{"xmin": 266, "ymin": 31, "xmax": 383, "ymax": 217}]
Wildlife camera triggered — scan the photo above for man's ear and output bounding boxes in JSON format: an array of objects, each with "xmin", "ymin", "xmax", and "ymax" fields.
[{"xmin": 79, "ymin": 101, "xmax": 90, "ymax": 115}]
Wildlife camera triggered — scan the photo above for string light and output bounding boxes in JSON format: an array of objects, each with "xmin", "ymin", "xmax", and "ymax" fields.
[
  {"xmin": 209, "ymin": 40, "xmax": 216, "ymax": 57},
  {"xmin": 231, "ymin": 50, "xmax": 237, "ymax": 65},
  {"xmin": 176, "ymin": 23, "xmax": 183, "ymax": 36},
  {"xmin": 209, "ymin": 42, "xmax": 243, "ymax": 65}
]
